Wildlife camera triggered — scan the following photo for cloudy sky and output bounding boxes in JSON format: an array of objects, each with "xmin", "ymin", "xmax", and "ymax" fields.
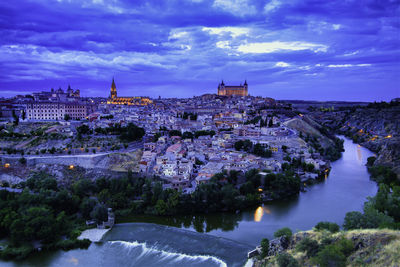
[{"xmin": 0, "ymin": 0, "xmax": 399, "ymax": 101}]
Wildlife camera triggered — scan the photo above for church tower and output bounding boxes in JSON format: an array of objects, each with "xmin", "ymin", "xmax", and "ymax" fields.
[{"xmin": 110, "ymin": 77, "xmax": 117, "ymax": 99}]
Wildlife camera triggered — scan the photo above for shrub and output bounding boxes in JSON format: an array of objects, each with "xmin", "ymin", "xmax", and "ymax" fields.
[
  {"xmin": 315, "ymin": 221, "xmax": 340, "ymax": 233},
  {"xmin": 274, "ymin": 227, "xmax": 292, "ymax": 240},
  {"xmin": 0, "ymin": 245, "xmax": 34, "ymax": 260},
  {"xmin": 19, "ymin": 157, "xmax": 27, "ymax": 165},
  {"xmin": 296, "ymin": 237, "xmax": 319, "ymax": 257},
  {"xmin": 276, "ymin": 252, "xmax": 299, "ymax": 267},
  {"xmin": 260, "ymin": 238, "xmax": 269, "ymax": 258},
  {"xmin": 313, "ymin": 244, "xmax": 347, "ymax": 267}
]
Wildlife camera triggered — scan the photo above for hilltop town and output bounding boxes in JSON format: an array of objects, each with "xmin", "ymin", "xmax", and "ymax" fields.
[{"xmin": 0, "ymin": 80, "xmax": 341, "ymax": 195}]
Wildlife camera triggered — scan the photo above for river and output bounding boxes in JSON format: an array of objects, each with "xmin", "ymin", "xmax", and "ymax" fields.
[{"xmin": 2, "ymin": 136, "xmax": 378, "ymax": 267}]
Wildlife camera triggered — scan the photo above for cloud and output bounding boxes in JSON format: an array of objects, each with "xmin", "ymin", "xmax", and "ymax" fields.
[
  {"xmin": 264, "ymin": 0, "xmax": 281, "ymax": 13},
  {"xmin": 327, "ymin": 64, "xmax": 372, "ymax": 68},
  {"xmin": 237, "ymin": 41, "xmax": 328, "ymax": 53},
  {"xmin": 275, "ymin": 61, "xmax": 290, "ymax": 67},
  {"xmin": 212, "ymin": 0, "xmax": 257, "ymax": 16},
  {"xmin": 202, "ymin": 26, "xmax": 250, "ymax": 37},
  {"xmin": 0, "ymin": 0, "xmax": 399, "ymax": 101}
]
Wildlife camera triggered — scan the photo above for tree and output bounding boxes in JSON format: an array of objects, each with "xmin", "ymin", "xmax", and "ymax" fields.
[
  {"xmin": 22, "ymin": 110, "xmax": 26, "ymax": 121},
  {"xmin": 274, "ymin": 227, "xmax": 292, "ymax": 240},
  {"xmin": 314, "ymin": 221, "xmax": 340, "ymax": 233},
  {"xmin": 64, "ymin": 114, "xmax": 71, "ymax": 121},
  {"xmin": 76, "ymin": 124, "xmax": 90, "ymax": 135},
  {"xmin": 268, "ymin": 117, "xmax": 273, "ymax": 127},
  {"xmin": 260, "ymin": 238, "xmax": 269, "ymax": 258},
  {"xmin": 12, "ymin": 110, "xmax": 19, "ymax": 126},
  {"xmin": 90, "ymin": 205, "xmax": 108, "ymax": 224},
  {"xmin": 276, "ymin": 253, "xmax": 299, "ymax": 267}
]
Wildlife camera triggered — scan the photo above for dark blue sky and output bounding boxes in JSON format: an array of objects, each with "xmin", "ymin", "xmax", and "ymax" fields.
[{"xmin": 0, "ymin": 0, "xmax": 399, "ymax": 101}]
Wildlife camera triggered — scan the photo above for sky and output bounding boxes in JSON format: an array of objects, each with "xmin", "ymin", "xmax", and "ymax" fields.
[{"xmin": 0, "ymin": 0, "xmax": 399, "ymax": 101}]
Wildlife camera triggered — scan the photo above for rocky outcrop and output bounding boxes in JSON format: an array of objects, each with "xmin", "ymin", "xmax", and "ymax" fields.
[{"xmin": 252, "ymin": 229, "xmax": 400, "ymax": 267}]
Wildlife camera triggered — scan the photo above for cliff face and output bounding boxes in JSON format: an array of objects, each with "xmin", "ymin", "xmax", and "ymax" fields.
[{"xmin": 253, "ymin": 229, "xmax": 400, "ymax": 267}]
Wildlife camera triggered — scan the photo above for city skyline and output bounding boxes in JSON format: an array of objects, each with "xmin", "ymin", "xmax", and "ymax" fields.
[{"xmin": 0, "ymin": 0, "xmax": 399, "ymax": 101}]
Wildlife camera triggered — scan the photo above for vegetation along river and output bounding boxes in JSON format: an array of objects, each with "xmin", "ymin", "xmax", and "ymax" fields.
[{"xmin": 4, "ymin": 136, "xmax": 378, "ymax": 267}]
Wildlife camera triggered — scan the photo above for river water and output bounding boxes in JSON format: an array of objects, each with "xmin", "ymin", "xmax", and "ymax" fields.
[{"xmin": 2, "ymin": 137, "xmax": 378, "ymax": 267}]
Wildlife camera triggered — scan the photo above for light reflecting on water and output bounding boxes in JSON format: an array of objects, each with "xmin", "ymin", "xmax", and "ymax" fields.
[
  {"xmin": 357, "ymin": 145, "xmax": 362, "ymax": 163},
  {"xmin": 253, "ymin": 206, "xmax": 272, "ymax": 222},
  {"xmin": 254, "ymin": 206, "xmax": 263, "ymax": 222}
]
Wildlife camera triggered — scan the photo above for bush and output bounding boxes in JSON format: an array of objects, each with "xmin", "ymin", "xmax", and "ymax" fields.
[
  {"xmin": 0, "ymin": 245, "xmax": 34, "ymax": 260},
  {"xmin": 274, "ymin": 227, "xmax": 292, "ymax": 240},
  {"xmin": 366, "ymin": 156, "xmax": 376, "ymax": 166},
  {"xmin": 260, "ymin": 238, "xmax": 269, "ymax": 258},
  {"xmin": 296, "ymin": 237, "xmax": 319, "ymax": 257},
  {"xmin": 315, "ymin": 221, "xmax": 340, "ymax": 233},
  {"xmin": 276, "ymin": 252, "xmax": 299, "ymax": 267},
  {"xmin": 313, "ymin": 244, "xmax": 347, "ymax": 267},
  {"xmin": 19, "ymin": 157, "xmax": 27, "ymax": 165}
]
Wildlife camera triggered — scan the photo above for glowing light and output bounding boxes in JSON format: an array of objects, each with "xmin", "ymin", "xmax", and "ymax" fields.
[
  {"xmin": 69, "ymin": 165, "xmax": 74, "ymax": 170},
  {"xmin": 254, "ymin": 206, "xmax": 264, "ymax": 222},
  {"xmin": 258, "ymin": 188, "xmax": 263, "ymax": 192},
  {"xmin": 385, "ymin": 135, "xmax": 392, "ymax": 139},
  {"xmin": 299, "ymin": 114, "xmax": 303, "ymax": 117},
  {"xmin": 4, "ymin": 163, "xmax": 10, "ymax": 168}
]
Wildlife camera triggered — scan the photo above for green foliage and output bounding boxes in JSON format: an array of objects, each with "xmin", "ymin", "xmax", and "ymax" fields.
[
  {"xmin": 312, "ymin": 238, "xmax": 354, "ymax": 267},
  {"xmin": 274, "ymin": 227, "xmax": 292, "ymax": 240},
  {"xmin": 366, "ymin": 156, "xmax": 376, "ymax": 166},
  {"xmin": 314, "ymin": 221, "xmax": 340, "ymax": 233},
  {"xmin": 169, "ymin": 130, "xmax": 181, "ymax": 137},
  {"xmin": 276, "ymin": 252, "xmax": 299, "ymax": 267},
  {"xmin": 90, "ymin": 205, "xmax": 108, "ymax": 223},
  {"xmin": 343, "ymin": 204, "xmax": 394, "ymax": 230},
  {"xmin": 260, "ymin": 238, "xmax": 270, "ymax": 258},
  {"xmin": 368, "ymin": 165, "xmax": 398, "ymax": 186},
  {"xmin": 19, "ymin": 157, "xmax": 27, "ymax": 164},
  {"xmin": 264, "ymin": 173, "xmax": 301, "ymax": 199},
  {"xmin": 296, "ymin": 237, "xmax": 320, "ymax": 257},
  {"xmin": 0, "ymin": 245, "xmax": 34, "ymax": 260},
  {"xmin": 76, "ymin": 124, "xmax": 91, "ymax": 135}
]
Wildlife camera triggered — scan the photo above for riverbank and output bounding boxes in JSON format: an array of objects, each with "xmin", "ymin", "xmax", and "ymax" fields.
[
  {"xmin": 78, "ymin": 228, "xmax": 110, "ymax": 242},
  {"xmin": 252, "ymin": 228, "xmax": 400, "ymax": 267}
]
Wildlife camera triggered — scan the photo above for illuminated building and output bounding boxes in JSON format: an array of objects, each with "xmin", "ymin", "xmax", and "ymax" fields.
[
  {"xmin": 217, "ymin": 80, "xmax": 248, "ymax": 97},
  {"xmin": 107, "ymin": 78, "xmax": 153, "ymax": 106}
]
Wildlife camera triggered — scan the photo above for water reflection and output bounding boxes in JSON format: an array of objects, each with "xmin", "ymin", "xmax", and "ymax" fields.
[
  {"xmin": 253, "ymin": 206, "xmax": 272, "ymax": 222},
  {"xmin": 357, "ymin": 145, "xmax": 362, "ymax": 163},
  {"xmin": 254, "ymin": 207, "xmax": 263, "ymax": 222}
]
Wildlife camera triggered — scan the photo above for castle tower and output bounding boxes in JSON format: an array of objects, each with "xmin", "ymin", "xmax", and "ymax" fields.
[{"xmin": 110, "ymin": 77, "xmax": 117, "ymax": 99}]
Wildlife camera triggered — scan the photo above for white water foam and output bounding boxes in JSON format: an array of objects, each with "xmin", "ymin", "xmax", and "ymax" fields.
[
  {"xmin": 243, "ymin": 258, "xmax": 254, "ymax": 267},
  {"xmin": 109, "ymin": 240, "xmax": 228, "ymax": 267}
]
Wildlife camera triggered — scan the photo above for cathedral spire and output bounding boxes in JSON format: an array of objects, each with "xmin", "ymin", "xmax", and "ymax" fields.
[{"xmin": 110, "ymin": 77, "xmax": 117, "ymax": 99}]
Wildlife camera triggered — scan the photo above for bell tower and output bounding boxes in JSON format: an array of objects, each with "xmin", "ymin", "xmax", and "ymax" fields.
[{"xmin": 110, "ymin": 77, "xmax": 117, "ymax": 99}]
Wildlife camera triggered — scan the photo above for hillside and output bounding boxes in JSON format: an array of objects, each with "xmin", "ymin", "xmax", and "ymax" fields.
[
  {"xmin": 309, "ymin": 103, "xmax": 400, "ymax": 178},
  {"xmin": 253, "ymin": 229, "xmax": 400, "ymax": 267}
]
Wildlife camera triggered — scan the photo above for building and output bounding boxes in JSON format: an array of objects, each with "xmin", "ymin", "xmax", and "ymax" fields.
[
  {"xmin": 217, "ymin": 80, "xmax": 248, "ymax": 97},
  {"xmin": 25, "ymin": 86, "xmax": 95, "ymax": 121},
  {"xmin": 26, "ymin": 101, "xmax": 89, "ymax": 120},
  {"xmin": 107, "ymin": 78, "xmax": 153, "ymax": 106}
]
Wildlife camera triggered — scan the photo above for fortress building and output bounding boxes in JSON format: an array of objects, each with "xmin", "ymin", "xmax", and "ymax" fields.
[
  {"xmin": 107, "ymin": 78, "xmax": 152, "ymax": 106},
  {"xmin": 217, "ymin": 80, "xmax": 248, "ymax": 97}
]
